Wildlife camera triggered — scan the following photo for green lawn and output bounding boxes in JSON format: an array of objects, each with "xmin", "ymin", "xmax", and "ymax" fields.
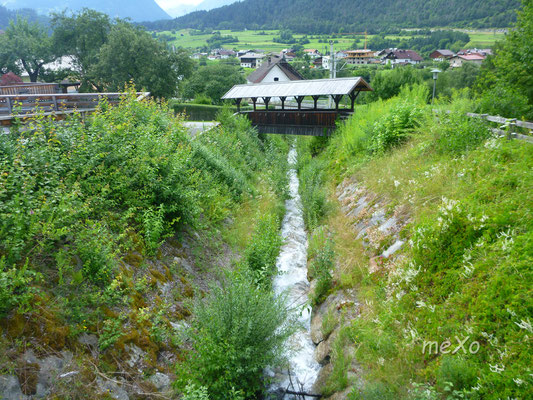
[{"xmin": 158, "ymin": 28, "xmax": 507, "ymax": 53}]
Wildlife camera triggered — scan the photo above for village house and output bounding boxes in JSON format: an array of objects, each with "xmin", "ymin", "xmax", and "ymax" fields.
[
  {"xmin": 344, "ymin": 49, "xmax": 376, "ymax": 65},
  {"xmin": 246, "ymin": 55, "xmax": 304, "ymax": 84},
  {"xmin": 429, "ymin": 49, "xmax": 454, "ymax": 61},
  {"xmin": 450, "ymin": 53, "xmax": 486, "ymax": 68},
  {"xmin": 238, "ymin": 52, "xmax": 266, "ymax": 68},
  {"xmin": 381, "ymin": 49, "xmax": 423, "ymax": 66},
  {"xmin": 303, "ymin": 49, "xmax": 322, "ymax": 59}
]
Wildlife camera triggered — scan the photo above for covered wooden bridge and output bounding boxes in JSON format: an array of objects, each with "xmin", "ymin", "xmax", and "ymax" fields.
[{"xmin": 222, "ymin": 77, "xmax": 372, "ymax": 136}]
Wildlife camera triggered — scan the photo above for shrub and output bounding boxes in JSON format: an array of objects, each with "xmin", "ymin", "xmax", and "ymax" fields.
[
  {"xmin": 431, "ymin": 112, "xmax": 492, "ymax": 155},
  {"xmin": 0, "ymin": 257, "xmax": 41, "ymax": 317},
  {"xmin": 437, "ymin": 356, "xmax": 478, "ymax": 393},
  {"xmin": 475, "ymin": 85, "xmax": 533, "ymax": 120},
  {"xmin": 310, "ymin": 238, "xmax": 335, "ymax": 306},
  {"xmin": 298, "ymin": 156, "xmax": 329, "ymax": 230},
  {"xmin": 244, "ymin": 213, "xmax": 283, "ymax": 287},
  {"xmin": 175, "ymin": 276, "xmax": 293, "ymax": 399},
  {"xmin": 369, "ymin": 102, "xmax": 424, "ymax": 154}
]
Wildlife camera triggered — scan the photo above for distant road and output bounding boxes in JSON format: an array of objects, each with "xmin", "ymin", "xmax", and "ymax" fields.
[{"xmin": 182, "ymin": 121, "xmax": 219, "ymax": 137}]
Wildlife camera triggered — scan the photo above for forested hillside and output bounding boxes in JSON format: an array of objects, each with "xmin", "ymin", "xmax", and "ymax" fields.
[
  {"xmin": 0, "ymin": 5, "xmax": 48, "ymax": 29},
  {"xmin": 146, "ymin": 0, "xmax": 520, "ymax": 33},
  {"xmin": 1, "ymin": 0, "xmax": 170, "ymax": 22}
]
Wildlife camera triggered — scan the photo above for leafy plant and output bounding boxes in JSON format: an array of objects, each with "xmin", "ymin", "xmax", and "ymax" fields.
[
  {"xmin": 0, "ymin": 257, "xmax": 41, "ymax": 317},
  {"xmin": 175, "ymin": 275, "xmax": 293, "ymax": 399}
]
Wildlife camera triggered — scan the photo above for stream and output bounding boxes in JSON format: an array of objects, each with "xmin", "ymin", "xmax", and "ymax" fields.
[{"xmin": 268, "ymin": 147, "xmax": 321, "ymax": 398}]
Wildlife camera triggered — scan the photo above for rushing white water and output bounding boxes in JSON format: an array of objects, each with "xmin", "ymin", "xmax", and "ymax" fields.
[{"xmin": 269, "ymin": 147, "xmax": 321, "ymax": 397}]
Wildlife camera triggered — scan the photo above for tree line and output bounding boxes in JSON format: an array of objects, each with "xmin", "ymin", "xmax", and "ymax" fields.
[
  {"xmin": 0, "ymin": 9, "xmax": 195, "ymax": 98},
  {"xmin": 143, "ymin": 0, "xmax": 521, "ymax": 34}
]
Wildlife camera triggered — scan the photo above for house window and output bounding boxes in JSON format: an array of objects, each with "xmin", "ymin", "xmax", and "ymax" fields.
[{"xmin": 274, "ymin": 77, "xmax": 279, "ymax": 81}]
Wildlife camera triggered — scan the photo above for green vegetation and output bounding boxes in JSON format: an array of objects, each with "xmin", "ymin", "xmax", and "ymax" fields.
[
  {"xmin": 175, "ymin": 275, "xmax": 292, "ymax": 399},
  {"xmin": 296, "ymin": 82, "xmax": 532, "ymax": 398},
  {"xmin": 170, "ymin": 102, "xmax": 249, "ymax": 121},
  {"xmin": 0, "ymin": 89, "xmax": 292, "ymax": 397},
  {"xmin": 154, "ymin": 28, "xmax": 505, "ymax": 54},
  {"xmin": 144, "ymin": 0, "xmax": 519, "ymax": 33}
]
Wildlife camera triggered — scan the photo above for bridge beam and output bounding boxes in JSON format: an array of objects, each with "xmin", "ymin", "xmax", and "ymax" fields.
[
  {"xmin": 234, "ymin": 98, "xmax": 242, "ymax": 112},
  {"xmin": 349, "ymin": 91, "xmax": 360, "ymax": 111},
  {"xmin": 332, "ymin": 94, "xmax": 343, "ymax": 110},
  {"xmin": 251, "ymin": 97, "xmax": 257, "ymax": 111}
]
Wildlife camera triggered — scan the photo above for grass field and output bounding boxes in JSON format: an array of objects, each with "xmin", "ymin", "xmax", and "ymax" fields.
[{"xmin": 158, "ymin": 28, "xmax": 507, "ymax": 53}]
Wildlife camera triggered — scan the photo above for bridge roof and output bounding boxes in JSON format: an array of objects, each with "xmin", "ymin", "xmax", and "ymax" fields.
[{"xmin": 222, "ymin": 77, "xmax": 372, "ymax": 100}]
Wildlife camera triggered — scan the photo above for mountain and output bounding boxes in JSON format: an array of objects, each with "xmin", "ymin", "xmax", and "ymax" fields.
[
  {"xmin": 1, "ymin": 0, "xmax": 170, "ymax": 22},
  {"xmin": 0, "ymin": 5, "xmax": 49, "ymax": 28},
  {"xmin": 166, "ymin": 0, "xmax": 238, "ymax": 18},
  {"xmin": 160, "ymin": 0, "xmax": 520, "ymax": 32}
]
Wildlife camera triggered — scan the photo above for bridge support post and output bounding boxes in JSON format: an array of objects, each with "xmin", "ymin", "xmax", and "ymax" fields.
[
  {"xmin": 332, "ymin": 94, "xmax": 343, "ymax": 110},
  {"xmin": 312, "ymin": 95, "xmax": 320, "ymax": 110},
  {"xmin": 279, "ymin": 96, "xmax": 286, "ymax": 110},
  {"xmin": 296, "ymin": 96, "xmax": 305, "ymax": 110},
  {"xmin": 349, "ymin": 91, "xmax": 360, "ymax": 111},
  {"xmin": 262, "ymin": 97, "xmax": 271, "ymax": 111},
  {"xmin": 251, "ymin": 97, "xmax": 257, "ymax": 111},
  {"xmin": 234, "ymin": 98, "xmax": 242, "ymax": 112}
]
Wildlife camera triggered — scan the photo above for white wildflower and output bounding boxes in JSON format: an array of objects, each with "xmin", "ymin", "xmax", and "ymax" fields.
[
  {"xmin": 513, "ymin": 378, "xmax": 524, "ymax": 386},
  {"xmin": 514, "ymin": 318, "xmax": 533, "ymax": 333},
  {"xmin": 394, "ymin": 180, "xmax": 401, "ymax": 187},
  {"xmin": 489, "ymin": 364, "xmax": 505, "ymax": 374}
]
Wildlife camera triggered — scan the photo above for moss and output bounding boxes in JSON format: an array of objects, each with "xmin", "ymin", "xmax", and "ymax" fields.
[
  {"xmin": 123, "ymin": 252, "xmax": 144, "ymax": 268},
  {"xmin": 149, "ymin": 268, "xmax": 167, "ymax": 283},
  {"xmin": 16, "ymin": 360, "xmax": 40, "ymax": 396}
]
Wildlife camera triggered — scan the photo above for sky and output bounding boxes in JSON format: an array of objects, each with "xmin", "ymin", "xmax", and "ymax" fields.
[{"xmin": 155, "ymin": 0, "xmax": 204, "ymax": 11}]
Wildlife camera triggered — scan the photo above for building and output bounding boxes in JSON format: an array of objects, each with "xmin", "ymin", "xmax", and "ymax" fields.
[
  {"xmin": 450, "ymin": 54, "xmax": 485, "ymax": 68},
  {"xmin": 322, "ymin": 55, "xmax": 330, "ymax": 70},
  {"xmin": 429, "ymin": 49, "xmax": 454, "ymax": 61},
  {"xmin": 238, "ymin": 52, "xmax": 265, "ymax": 68},
  {"xmin": 345, "ymin": 49, "xmax": 376, "ymax": 65},
  {"xmin": 303, "ymin": 49, "xmax": 322, "ymax": 59},
  {"xmin": 382, "ymin": 49, "xmax": 423, "ymax": 66},
  {"xmin": 246, "ymin": 56, "xmax": 304, "ymax": 84}
]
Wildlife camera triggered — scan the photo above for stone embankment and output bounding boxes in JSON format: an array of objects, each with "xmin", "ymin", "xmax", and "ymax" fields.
[{"xmin": 309, "ymin": 178, "xmax": 412, "ymax": 398}]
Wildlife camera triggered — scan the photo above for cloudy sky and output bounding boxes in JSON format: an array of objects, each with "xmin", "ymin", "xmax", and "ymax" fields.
[{"xmin": 155, "ymin": 0, "xmax": 204, "ymax": 11}]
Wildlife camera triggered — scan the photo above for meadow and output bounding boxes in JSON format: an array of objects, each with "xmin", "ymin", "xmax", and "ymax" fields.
[{"xmin": 158, "ymin": 28, "xmax": 506, "ymax": 52}]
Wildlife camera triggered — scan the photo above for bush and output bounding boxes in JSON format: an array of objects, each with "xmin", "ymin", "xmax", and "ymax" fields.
[
  {"xmin": 0, "ymin": 257, "xmax": 41, "ymax": 317},
  {"xmin": 475, "ymin": 85, "xmax": 533, "ymax": 120},
  {"xmin": 298, "ymin": 155, "xmax": 329, "ymax": 230},
  {"xmin": 431, "ymin": 112, "xmax": 492, "ymax": 155},
  {"xmin": 175, "ymin": 276, "xmax": 293, "ymax": 399},
  {"xmin": 310, "ymin": 238, "xmax": 335, "ymax": 306},
  {"xmin": 437, "ymin": 356, "xmax": 478, "ymax": 393},
  {"xmin": 244, "ymin": 213, "xmax": 283, "ymax": 287}
]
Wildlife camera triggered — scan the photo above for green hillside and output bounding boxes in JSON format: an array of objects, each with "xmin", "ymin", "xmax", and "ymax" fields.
[{"xmin": 145, "ymin": 0, "xmax": 521, "ymax": 33}]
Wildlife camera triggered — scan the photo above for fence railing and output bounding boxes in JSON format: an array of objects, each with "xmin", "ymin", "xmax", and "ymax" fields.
[
  {"xmin": 0, "ymin": 92, "xmax": 150, "ymax": 126},
  {"xmin": 434, "ymin": 109, "xmax": 533, "ymax": 144}
]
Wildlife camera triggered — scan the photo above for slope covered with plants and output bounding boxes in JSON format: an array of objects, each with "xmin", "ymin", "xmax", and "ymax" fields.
[
  {"xmin": 151, "ymin": 0, "xmax": 520, "ymax": 33},
  {"xmin": 0, "ymin": 91, "xmax": 292, "ymax": 398}
]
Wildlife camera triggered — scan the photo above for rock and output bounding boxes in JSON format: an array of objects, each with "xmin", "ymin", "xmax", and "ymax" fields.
[
  {"xmin": 310, "ymin": 312, "xmax": 324, "ymax": 345},
  {"xmin": 78, "ymin": 333, "xmax": 98, "ymax": 348},
  {"xmin": 378, "ymin": 216, "xmax": 398, "ymax": 234},
  {"xmin": 0, "ymin": 375, "xmax": 26, "ymax": 400},
  {"xmin": 125, "ymin": 344, "xmax": 146, "ymax": 369},
  {"xmin": 382, "ymin": 239, "xmax": 405, "ymax": 258},
  {"xmin": 35, "ymin": 355, "xmax": 65, "ymax": 398},
  {"xmin": 315, "ymin": 338, "xmax": 332, "ymax": 365},
  {"xmin": 311, "ymin": 363, "xmax": 333, "ymax": 394},
  {"xmin": 148, "ymin": 373, "xmax": 171, "ymax": 391},
  {"xmin": 97, "ymin": 377, "xmax": 129, "ymax": 400},
  {"xmin": 173, "ymin": 257, "xmax": 194, "ymax": 274}
]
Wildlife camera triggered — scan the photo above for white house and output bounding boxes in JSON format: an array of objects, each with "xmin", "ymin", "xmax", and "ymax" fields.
[{"xmin": 246, "ymin": 56, "xmax": 304, "ymax": 84}]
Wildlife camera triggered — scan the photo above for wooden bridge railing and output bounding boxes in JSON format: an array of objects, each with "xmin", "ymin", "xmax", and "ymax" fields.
[
  {"xmin": 0, "ymin": 92, "xmax": 150, "ymax": 126},
  {"xmin": 0, "ymin": 83, "xmax": 59, "ymax": 95}
]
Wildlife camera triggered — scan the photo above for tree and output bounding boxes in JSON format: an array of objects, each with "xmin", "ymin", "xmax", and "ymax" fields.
[
  {"xmin": 92, "ymin": 23, "xmax": 187, "ymax": 98},
  {"xmin": 477, "ymin": 0, "xmax": 533, "ymax": 106},
  {"xmin": 2, "ymin": 19, "xmax": 55, "ymax": 82},
  {"xmin": 51, "ymin": 9, "xmax": 112, "ymax": 90},
  {"xmin": 182, "ymin": 63, "xmax": 245, "ymax": 104},
  {"xmin": 0, "ymin": 33, "xmax": 21, "ymax": 75}
]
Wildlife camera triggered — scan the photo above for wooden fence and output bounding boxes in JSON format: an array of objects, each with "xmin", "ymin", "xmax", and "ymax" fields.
[
  {"xmin": 434, "ymin": 110, "xmax": 533, "ymax": 144},
  {"xmin": 0, "ymin": 83, "xmax": 59, "ymax": 95},
  {"xmin": 0, "ymin": 92, "xmax": 150, "ymax": 126}
]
